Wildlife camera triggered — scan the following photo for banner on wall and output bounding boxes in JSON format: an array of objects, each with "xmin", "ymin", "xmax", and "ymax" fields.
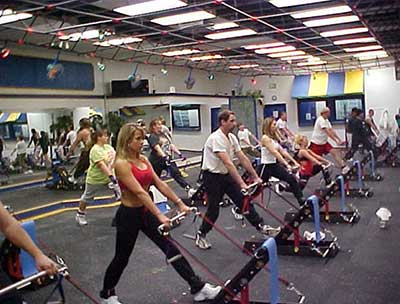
[{"xmin": 292, "ymin": 71, "xmax": 364, "ymax": 98}]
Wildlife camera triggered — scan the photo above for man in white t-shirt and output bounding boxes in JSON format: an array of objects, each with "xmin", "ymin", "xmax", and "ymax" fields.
[
  {"xmin": 310, "ymin": 107, "xmax": 345, "ymax": 168},
  {"xmin": 195, "ymin": 110, "xmax": 280, "ymax": 250},
  {"xmin": 237, "ymin": 123, "xmax": 260, "ymax": 158},
  {"xmin": 276, "ymin": 112, "xmax": 294, "ymax": 140},
  {"xmin": 63, "ymin": 124, "xmax": 78, "ymax": 156}
]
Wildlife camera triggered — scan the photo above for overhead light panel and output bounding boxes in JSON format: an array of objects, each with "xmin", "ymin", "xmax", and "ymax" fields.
[
  {"xmin": 344, "ymin": 45, "xmax": 382, "ymax": 52},
  {"xmin": 320, "ymin": 27, "xmax": 368, "ymax": 37},
  {"xmin": 303, "ymin": 15, "xmax": 359, "ymax": 27},
  {"xmin": 291, "ymin": 5, "xmax": 352, "ymax": 19},
  {"xmin": 190, "ymin": 54, "xmax": 223, "ymax": 61},
  {"xmin": 280, "ymin": 55, "xmax": 313, "ymax": 61},
  {"xmin": 353, "ymin": 50, "xmax": 388, "ymax": 58},
  {"xmin": 94, "ymin": 37, "xmax": 143, "ymax": 47},
  {"xmin": 255, "ymin": 46, "xmax": 296, "ymax": 54},
  {"xmin": 0, "ymin": 9, "xmax": 32, "ymax": 25},
  {"xmin": 151, "ymin": 11, "xmax": 215, "ymax": 26},
  {"xmin": 297, "ymin": 60, "xmax": 327, "ymax": 66},
  {"xmin": 334, "ymin": 37, "xmax": 376, "ymax": 45},
  {"xmin": 268, "ymin": 0, "xmax": 331, "ymax": 8},
  {"xmin": 162, "ymin": 49, "xmax": 200, "ymax": 56},
  {"xmin": 205, "ymin": 28, "xmax": 257, "ymax": 40},
  {"xmin": 243, "ymin": 42, "xmax": 284, "ymax": 50},
  {"xmin": 60, "ymin": 29, "xmax": 101, "ymax": 41},
  {"xmin": 229, "ymin": 64, "xmax": 259, "ymax": 69},
  {"xmin": 268, "ymin": 50, "xmax": 306, "ymax": 58},
  {"xmin": 357, "ymin": 53, "xmax": 388, "ymax": 60},
  {"xmin": 113, "ymin": 0, "xmax": 187, "ymax": 17},
  {"xmin": 210, "ymin": 22, "xmax": 239, "ymax": 30}
]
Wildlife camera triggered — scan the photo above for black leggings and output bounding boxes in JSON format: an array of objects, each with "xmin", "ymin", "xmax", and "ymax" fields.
[
  {"xmin": 299, "ymin": 165, "xmax": 331, "ymax": 189},
  {"xmin": 73, "ymin": 150, "xmax": 90, "ymax": 179},
  {"xmin": 199, "ymin": 171, "xmax": 264, "ymax": 235},
  {"xmin": 151, "ymin": 159, "xmax": 190, "ymax": 190},
  {"xmin": 0, "ymin": 268, "xmax": 23, "ymax": 304},
  {"xmin": 101, "ymin": 205, "xmax": 204, "ymax": 298},
  {"xmin": 257, "ymin": 163, "xmax": 305, "ymax": 205}
]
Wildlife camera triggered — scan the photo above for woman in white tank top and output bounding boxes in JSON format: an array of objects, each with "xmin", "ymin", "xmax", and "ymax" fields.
[{"xmin": 258, "ymin": 118, "xmax": 305, "ymax": 206}]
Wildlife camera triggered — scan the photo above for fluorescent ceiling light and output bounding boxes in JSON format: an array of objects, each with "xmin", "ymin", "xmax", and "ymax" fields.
[
  {"xmin": 303, "ymin": 15, "xmax": 359, "ymax": 27},
  {"xmin": 357, "ymin": 54, "xmax": 389, "ymax": 60},
  {"xmin": 151, "ymin": 11, "xmax": 215, "ymax": 26},
  {"xmin": 60, "ymin": 29, "xmax": 100, "ymax": 41},
  {"xmin": 268, "ymin": 0, "xmax": 331, "ymax": 8},
  {"xmin": 320, "ymin": 27, "xmax": 368, "ymax": 37},
  {"xmin": 242, "ymin": 42, "xmax": 284, "ymax": 50},
  {"xmin": 205, "ymin": 28, "xmax": 257, "ymax": 40},
  {"xmin": 162, "ymin": 49, "xmax": 200, "ymax": 56},
  {"xmin": 190, "ymin": 54, "xmax": 223, "ymax": 61},
  {"xmin": 255, "ymin": 46, "xmax": 296, "ymax": 54},
  {"xmin": 280, "ymin": 55, "xmax": 313, "ymax": 61},
  {"xmin": 353, "ymin": 50, "xmax": 387, "ymax": 58},
  {"xmin": 297, "ymin": 60, "xmax": 327, "ymax": 66},
  {"xmin": 0, "ymin": 9, "xmax": 32, "ymax": 25},
  {"xmin": 229, "ymin": 64, "xmax": 259, "ymax": 69},
  {"xmin": 113, "ymin": 0, "xmax": 187, "ymax": 17},
  {"xmin": 94, "ymin": 37, "xmax": 143, "ymax": 47},
  {"xmin": 334, "ymin": 37, "xmax": 376, "ymax": 45},
  {"xmin": 211, "ymin": 22, "xmax": 239, "ymax": 30},
  {"xmin": 291, "ymin": 5, "xmax": 352, "ymax": 19},
  {"xmin": 268, "ymin": 50, "xmax": 306, "ymax": 58},
  {"xmin": 344, "ymin": 45, "xmax": 382, "ymax": 52}
]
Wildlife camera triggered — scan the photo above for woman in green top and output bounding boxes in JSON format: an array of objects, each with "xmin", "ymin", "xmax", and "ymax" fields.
[{"xmin": 75, "ymin": 128, "xmax": 121, "ymax": 226}]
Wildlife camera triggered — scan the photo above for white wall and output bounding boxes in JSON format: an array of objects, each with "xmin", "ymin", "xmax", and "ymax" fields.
[
  {"xmin": 27, "ymin": 113, "xmax": 52, "ymax": 134},
  {"xmin": 365, "ymin": 67, "xmax": 400, "ymax": 123}
]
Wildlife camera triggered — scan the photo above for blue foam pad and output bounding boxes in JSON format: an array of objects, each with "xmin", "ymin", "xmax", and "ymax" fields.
[
  {"xmin": 20, "ymin": 221, "xmax": 39, "ymax": 277},
  {"xmin": 156, "ymin": 201, "xmax": 171, "ymax": 214}
]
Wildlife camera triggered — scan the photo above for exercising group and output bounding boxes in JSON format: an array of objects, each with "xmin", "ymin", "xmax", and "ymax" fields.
[{"xmin": 0, "ymin": 106, "xmax": 377, "ymax": 304}]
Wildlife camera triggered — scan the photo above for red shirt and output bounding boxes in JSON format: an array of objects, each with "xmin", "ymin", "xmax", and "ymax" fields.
[{"xmin": 119, "ymin": 160, "xmax": 153, "ymax": 191}]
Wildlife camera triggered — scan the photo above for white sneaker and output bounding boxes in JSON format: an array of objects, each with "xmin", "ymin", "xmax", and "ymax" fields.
[
  {"xmin": 231, "ymin": 207, "xmax": 244, "ymax": 220},
  {"xmin": 275, "ymin": 183, "xmax": 285, "ymax": 194},
  {"xmin": 68, "ymin": 176, "xmax": 76, "ymax": 184},
  {"xmin": 303, "ymin": 231, "xmax": 325, "ymax": 241},
  {"xmin": 187, "ymin": 188, "xmax": 197, "ymax": 198},
  {"xmin": 101, "ymin": 296, "xmax": 122, "ymax": 304},
  {"xmin": 75, "ymin": 213, "xmax": 88, "ymax": 226},
  {"xmin": 194, "ymin": 283, "xmax": 222, "ymax": 302},
  {"xmin": 258, "ymin": 224, "xmax": 281, "ymax": 237},
  {"xmin": 195, "ymin": 232, "xmax": 212, "ymax": 250}
]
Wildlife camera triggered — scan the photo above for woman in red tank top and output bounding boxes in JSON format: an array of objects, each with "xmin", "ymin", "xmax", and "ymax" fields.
[{"xmin": 100, "ymin": 123, "xmax": 221, "ymax": 304}]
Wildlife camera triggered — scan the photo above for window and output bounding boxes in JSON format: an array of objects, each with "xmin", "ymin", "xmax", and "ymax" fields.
[
  {"xmin": 297, "ymin": 94, "xmax": 364, "ymax": 127},
  {"xmin": 171, "ymin": 105, "xmax": 201, "ymax": 131}
]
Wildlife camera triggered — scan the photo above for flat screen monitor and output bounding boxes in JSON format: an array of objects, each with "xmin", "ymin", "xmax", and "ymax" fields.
[{"xmin": 172, "ymin": 105, "xmax": 201, "ymax": 131}]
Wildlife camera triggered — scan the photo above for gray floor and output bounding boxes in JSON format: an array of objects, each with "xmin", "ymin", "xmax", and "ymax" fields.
[{"xmin": 1, "ymin": 158, "xmax": 400, "ymax": 304}]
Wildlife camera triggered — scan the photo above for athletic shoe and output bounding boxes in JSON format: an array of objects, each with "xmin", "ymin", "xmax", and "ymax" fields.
[
  {"xmin": 194, "ymin": 283, "xmax": 222, "ymax": 302},
  {"xmin": 231, "ymin": 207, "xmax": 244, "ymax": 221},
  {"xmin": 257, "ymin": 224, "xmax": 281, "ymax": 237},
  {"xmin": 68, "ymin": 176, "xmax": 77, "ymax": 184},
  {"xmin": 195, "ymin": 232, "xmax": 212, "ymax": 250},
  {"xmin": 75, "ymin": 213, "xmax": 88, "ymax": 226},
  {"xmin": 274, "ymin": 183, "xmax": 285, "ymax": 194},
  {"xmin": 187, "ymin": 188, "xmax": 197, "ymax": 199},
  {"xmin": 303, "ymin": 231, "xmax": 326, "ymax": 241},
  {"xmin": 101, "ymin": 296, "xmax": 122, "ymax": 304}
]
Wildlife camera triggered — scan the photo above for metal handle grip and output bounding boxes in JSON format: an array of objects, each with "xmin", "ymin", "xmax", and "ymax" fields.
[{"xmin": 157, "ymin": 207, "xmax": 197, "ymax": 235}]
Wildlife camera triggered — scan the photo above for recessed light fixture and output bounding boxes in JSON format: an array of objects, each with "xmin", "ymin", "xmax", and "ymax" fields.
[
  {"xmin": 320, "ymin": 27, "xmax": 368, "ymax": 37},
  {"xmin": 94, "ymin": 37, "xmax": 143, "ymax": 47},
  {"xmin": 291, "ymin": 5, "xmax": 352, "ymax": 19},
  {"xmin": 267, "ymin": 50, "xmax": 306, "ymax": 58},
  {"xmin": 114, "ymin": 0, "xmax": 187, "ymax": 17},
  {"xmin": 333, "ymin": 37, "xmax": 376, "ymax": 45},
  {"xmin": 60, "ymin": 29, "xmax": 102, "ymax": 41},
  {"xmin": 0, "ymin": 9, "xmax": 32, "ymax": 25},
  {"xmin": 205, "ymin": 29, "xmax": 257, "ymax": 40},
  {"xmin": 255, "ymin": 46, "xmax": 296, "ymax": 54},
  {"xmin": 190, "ymin": 54, "xmax": 223, "ymax": 61},
  {"xmin": 297, "ymin": 60, "xmax": 327, "ymax": 66},
  {"xmin": 280, "ymin": 55, "xmax": 313, "ymax": 61},
  {"xmin": 344, "ymin": 45, "xmax": 382, "ymax": 52},
  {"xmin": 242, "ymin": 42, "xmax": 285, "ymax": 50},
  {"xmin": 210, "ymin": 22, "xmax": 239, "ymax": 30},
  {"xmin": 353, "ymin": 50, "xmax": 388, "ymax": 58},
  {"xmin": 357, "ymin": 53, "xmax": 389, "ymax": 60},
  {"xmin": 303, "ymin": 15, "xmax": 359, "ymax": 27},
  {"xmin": 162, "ymin": 49, "xmax": 200, "ymax": 56},
  {"xmin": 268, "ymin": 0, "xmax": 331, "ymax": 8},
  {"xmin": 229, "ymin": 64, "xmax": 259, "ymax": 69},
  {"xmin": 151, "ymin": 11, "xmax": 216, "ymax": 26}
]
